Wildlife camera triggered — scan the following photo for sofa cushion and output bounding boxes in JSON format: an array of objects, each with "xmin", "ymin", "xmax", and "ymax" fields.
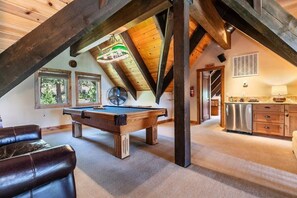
[{"xmin": 0, "ymin": 139, "xmax": 51, "ymax": 160}]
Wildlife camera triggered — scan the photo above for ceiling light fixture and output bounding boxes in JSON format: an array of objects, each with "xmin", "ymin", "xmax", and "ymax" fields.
[{"xmin": 97, "ymin": 35, "xmax": 129, "ymax": 63}]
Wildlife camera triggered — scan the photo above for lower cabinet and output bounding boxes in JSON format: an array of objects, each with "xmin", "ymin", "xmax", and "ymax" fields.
[
  {"xmin": 253, "ymin": 104, "xmax": 285, "ymax": 137},
  {"xmin": 285, "ymin": 105, "xmax": 297, "ymax": 137},
  {"xmin": 253, "ymin": 104, "xmax": 297, "ymax": 137}
]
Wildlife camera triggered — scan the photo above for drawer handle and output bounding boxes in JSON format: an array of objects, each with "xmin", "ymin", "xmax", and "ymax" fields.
[
  {"xmin": 264, "ymin": 126, "xmax": 270, "ymax": 129},
  {"xmin": 264, "ymin": 106, "xmax": 271, "ymax": 109},
  {"xmin": 264, "ymin": 115, "xmax": 271, "ymax": 119}
]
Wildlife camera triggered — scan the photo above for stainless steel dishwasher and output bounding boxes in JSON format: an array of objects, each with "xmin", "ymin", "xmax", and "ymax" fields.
[{"xmin": 225, "ymin": 103, "xmax": 253, "ymax": 134}]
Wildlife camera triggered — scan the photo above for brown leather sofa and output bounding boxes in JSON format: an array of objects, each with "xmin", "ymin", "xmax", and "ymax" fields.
[{"xmin": 0, "ymin": 125, "xmax": 77, "ymax": 198}]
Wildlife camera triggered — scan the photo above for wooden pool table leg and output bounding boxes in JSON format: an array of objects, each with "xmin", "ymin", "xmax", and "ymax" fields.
[
  {"xmin": 114, "ymin": 134, "xmax": 130, "ymax": 159},
  {"xmin": 146, "ymin": 124, "xmax": 158, "ymax": 145},
  {"xmin": 72, "ymin": 121, "xmax": 82, "ymax": 138}
]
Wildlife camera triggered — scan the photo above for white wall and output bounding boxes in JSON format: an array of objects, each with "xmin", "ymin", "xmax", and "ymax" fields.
[
  {"xmin": 0, "ymin": 48, "xmax": 173, "ymax": 127},
  {"xmin": 190, "ymin": 30, "xmax": 297, "ymax": 121}
]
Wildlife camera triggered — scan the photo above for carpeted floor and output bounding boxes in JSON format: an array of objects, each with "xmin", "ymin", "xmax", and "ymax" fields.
[{"xmin": 43, "ymin": 120, "xmax": 297, "ymax": 197}]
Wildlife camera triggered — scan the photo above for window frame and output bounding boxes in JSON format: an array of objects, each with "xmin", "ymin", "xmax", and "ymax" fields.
[
  {"xmin": 75, "ymin": 71, "xmax": 102, "ymax": 107},
  {"xmin": 34, "ymin": 68, "xmax": 72, "ymax": 109}
]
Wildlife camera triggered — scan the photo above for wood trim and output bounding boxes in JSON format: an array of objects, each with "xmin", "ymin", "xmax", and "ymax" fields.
[
  {"xmin": 35, "ymin": 68, "xmax": 72, "ymax": 109},
  {"xmin": 75, "ymin": 71, "xmax": 102, "ymax": 107},
  {"xmin": 197, "ymin": 65, "xmax": 225, "ymax": 127},
  {"xmin": 41, "ymin": 124, "xmax": 72, "ymax": 133},
  {"xmin": 157, "ymin": 118, "xmax": 173, "ymax": 124}
]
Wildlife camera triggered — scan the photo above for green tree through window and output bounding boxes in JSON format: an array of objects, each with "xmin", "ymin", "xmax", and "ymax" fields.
[
  {"xmin": 35, "ymin": 68, "xmax": 71, "ymax": 109},
  {"xmin": 76, "ymin": 72, "xmax": 101, "ymax": 106},
  {"xmin": 78, "ymin": 79, "xmax": 97, "ymax": 103}
]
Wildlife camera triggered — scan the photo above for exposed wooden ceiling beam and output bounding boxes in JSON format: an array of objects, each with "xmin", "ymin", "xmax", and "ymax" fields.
[
  {"xmin": 190, "ymin": 0, "xmax": 231, "ymax": 49},
  {"xmin": 120, "ymin": 31, "xmax": 157, "ymax": 95},
  {"xmin": 70, "ymin": 0, "xmax": 172, "ymax": 56},
  {"xmin": 110, "ymin": 62, "xmax": 137, "ymax": 100},
  {"xmin": 253, "ymin": 0, "xmax": 263, "ymax": 15},
  {"xmin": 216, "ymin": 0, "xmax": 297, "ymax": 66},
  {"xmin": 156, "ymin": 8, "xmax": 174, "ymax": 104},
  {"xmin": 161, "ymin": 25, "xmax": 207, "ymax": 94},
  {"xmin": 0, "ymin": 0, "xmax": 132, "ymax": 98},
  {"xmin": 153, "ymin": 10, "xmax": 168, "ymax": 39}
]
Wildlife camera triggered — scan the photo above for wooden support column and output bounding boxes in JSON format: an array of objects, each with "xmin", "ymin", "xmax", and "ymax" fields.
[{"xmin": 173, "ymin": 0, "xmax": 191, "ymax": 167}]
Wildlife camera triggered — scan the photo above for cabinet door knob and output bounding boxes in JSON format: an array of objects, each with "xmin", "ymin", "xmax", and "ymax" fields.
[
  {"xmin": 264, "ymin": 115, "xmax": 271, "ymax": 119},
  {"xmin": 264, "ymin": 126, "xmax": 270, "ymax": 129},
  {"xmin": 264, "ymin": 106, "xmax": 271, "ymax": 109}
]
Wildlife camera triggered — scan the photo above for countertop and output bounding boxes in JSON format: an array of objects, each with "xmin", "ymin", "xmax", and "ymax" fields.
[{"xmin": 225, "ymin": 101, "xmax": 297, "ymax": 105}]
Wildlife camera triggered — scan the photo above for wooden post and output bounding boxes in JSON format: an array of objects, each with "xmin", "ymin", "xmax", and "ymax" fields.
[
  {"xmin": 72, "ymin": 121, "xmax": 82, "ymax": 138},
  {"xmin": 173, "ymin": 0, "xmax": 191, "ymax": 167},
  {"xmin": 114, "ymin": 134, "xmax": 130, "ymax": 159},
  {"xmin": 146, "ymin": 124, "xmax": 158, "ymax": 145}
]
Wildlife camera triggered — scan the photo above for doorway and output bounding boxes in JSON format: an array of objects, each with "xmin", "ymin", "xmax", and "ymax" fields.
[{"xmin": 197, "ymin": 66, "xmax": 225, "ymax": 127}]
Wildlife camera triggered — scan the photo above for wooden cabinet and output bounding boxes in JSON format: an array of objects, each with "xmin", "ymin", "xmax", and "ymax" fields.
[
  {"xmin": 253, "ymin": 104, "xmax": 284, "ymax": 136},
  {"xmin": 285, "ymin": 105, "xmax": 297, "ymax": 137}
]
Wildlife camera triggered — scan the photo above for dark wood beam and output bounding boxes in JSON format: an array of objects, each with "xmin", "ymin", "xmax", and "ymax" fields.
[
  {"xmin": 216, "ymin": 0, "xmax": 297, "ymax": 66},
  {"xmin": 190, "ymin": 25, "xmax": 206, "ymax": 53},
  {"xmin": 0, "ymin": 0, "xmax": 131, "ymax": 98},
  {"xmin": 162, "ymin": 67, "xmax": 173, "ymax": 93},
  {"xmin": 161, "ymin": 25, "xmax": 206, "ymax": 93},
  {"xmin": 190, "ymin": 0, "xmax": 231, "ymax": 49},
  {"xmin": 173, "ymin": 0, "xmax": 191, "ymax": 168},
  {"xmin": 120, "ymin": 31, "xmax": 157, "ymax": 95},
  {"xmin": 110, "ymin": 62, "xmax": 137, "ymax": 100},
  {"xmin": 153, "ymin": 9, "xmax": 168, "ymax": 39},
  {"xmin": 253, "ymin": 0, "xmax": 262, "ymax": 15},
  {"xmin": 70, "ymin": 0, "xmax": 172, "ymax": 56},
  {"xmin": 156, "ymin": 8, "xmax": 174, "ymax": 104}
]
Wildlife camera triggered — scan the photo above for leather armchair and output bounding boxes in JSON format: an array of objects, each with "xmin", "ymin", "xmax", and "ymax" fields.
[{"xmin": 0, "ymin": 125, "xmax": 77, "ymax": 198}]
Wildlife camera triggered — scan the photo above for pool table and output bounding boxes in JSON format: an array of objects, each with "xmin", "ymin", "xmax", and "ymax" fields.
[{"xmin": 63, "ymin": 105, "xmax": 167, "ymax": 159}]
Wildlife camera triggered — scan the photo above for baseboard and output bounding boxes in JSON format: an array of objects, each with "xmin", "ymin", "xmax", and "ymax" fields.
[
  {"xmin": 158, "ymin": 118, "xmax": 173, "ymax": 124},
  {"xmin": 42, "ymin": 124, "xmax": 72, "ymax": 133},
  {"xmin": 163, "ymin": 119, "xmax": 198, "ymax": 125}
]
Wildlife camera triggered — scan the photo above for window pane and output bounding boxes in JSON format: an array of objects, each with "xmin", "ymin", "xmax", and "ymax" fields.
[
  {"xmin": 78, "ymin": 79, "xmax": 98, "ymax": 103},
  {"xmin": 40, "ymin": 76, "xmax": 67, "ymax": 105}
]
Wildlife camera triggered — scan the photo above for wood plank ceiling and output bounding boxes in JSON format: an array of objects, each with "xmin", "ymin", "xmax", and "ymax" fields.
[{"xmin": 0, "ymin": 0, "xmax": 296, "ymax": 93}]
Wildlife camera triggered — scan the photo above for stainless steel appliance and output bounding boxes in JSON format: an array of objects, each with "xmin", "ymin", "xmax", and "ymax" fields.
[{"xmin": 225, "ymin": 103, "xmax": 252, "ymax": 134}]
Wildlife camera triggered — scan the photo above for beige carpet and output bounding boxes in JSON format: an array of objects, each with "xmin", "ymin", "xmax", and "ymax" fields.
[{"xmin": 43, "ymin": 119, "xmax": 297, "ymax": 197}]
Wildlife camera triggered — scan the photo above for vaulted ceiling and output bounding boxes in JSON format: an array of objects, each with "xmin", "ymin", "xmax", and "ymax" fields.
[
  {"xmin": 0, "ymin": 0, "xmax": 296, "ymax": 53},
  {"xmin": 0, "ymin": 0, "xmax": 296, "ymax": 99}
]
